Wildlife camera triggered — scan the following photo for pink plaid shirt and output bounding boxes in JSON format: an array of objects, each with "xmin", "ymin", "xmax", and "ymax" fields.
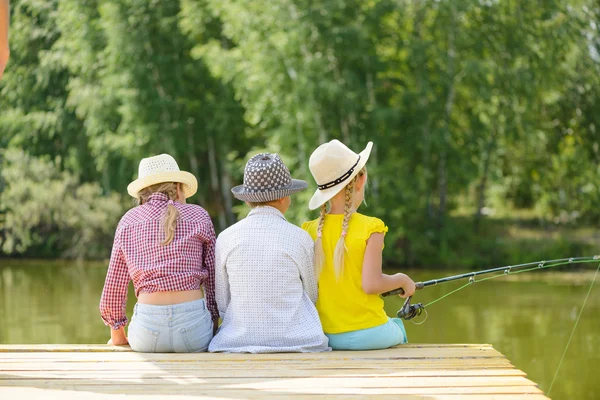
[{"xmin": 99, "ymin": 192, "xmax": 217, "ymax": 330}]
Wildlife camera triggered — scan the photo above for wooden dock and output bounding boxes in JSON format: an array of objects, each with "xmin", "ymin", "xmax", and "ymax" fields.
[{"xmin": 0, "ymin": 344, "xmax": 548, "ymax": 399}]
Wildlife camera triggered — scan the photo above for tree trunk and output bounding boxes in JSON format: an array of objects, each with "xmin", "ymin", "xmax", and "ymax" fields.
[
  {"xmin": 314, "ymin": 111, "xmax": 327, "ymax": 143},
  {"xmin": 474, "ymin": 130, "xmax": 498, "ymax": 233},
  {"xmin": 437, "ymin": 150, "xmax": 448, "ymax": 230},
  {"xmin": 296, "ymin": 113, "xmax": 308, "ymax": 177},
  {"xmin": 218, "ymin": 149, "xmax": 235, "ymax": 226},
  {"xmin": 186, "ymin": 125, "xmax": 206, "ymax": 206},
  {"xmin": 412, "ymin": 2, "xmax": 433, "ymax": 220},
  {"xmin": 423, "ymin": 121, "xmax": 434, "ymax": 219},
  {"xmin": 207, "ymin": 134, "xmax": 226, "ymax": 231},
  {"xmin": 340, "ymin": 115, "xmax": 350, "ymax": 145},
  {"xmin": 144, "ymin": 40, "xmax": 173, "ymax": 152},
  {"xmin": 438, "ymin": 5, "xmax": 457, "ymax": 230},
  {"xmin": 366, "ymin": 70, "xmax": 379, "ymax": 200}
]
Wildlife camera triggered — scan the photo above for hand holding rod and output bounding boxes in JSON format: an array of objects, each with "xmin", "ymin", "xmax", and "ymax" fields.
[{"xmin": 381, "ymin": 282, "xmax": 425, "ymax": 297}]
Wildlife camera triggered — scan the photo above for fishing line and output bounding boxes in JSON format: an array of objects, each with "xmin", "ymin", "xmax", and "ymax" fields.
[
  {"xmin": 409, "ymin": 307, "xmax": 428, "ymax": 325},
  {"xmin": 423, "ymin": 281, "xmax": 473, "ymax": 308},
  {"xmin": 384, "ymin": 256, "xmax": 599, "ymax": 396},
  {"xmin": 547, "ymin": 261, "xmax": 600, "ymax": 397},
  {"xmin": 422, "ymin": 257, "xmax": 599, "ymax": 309}
]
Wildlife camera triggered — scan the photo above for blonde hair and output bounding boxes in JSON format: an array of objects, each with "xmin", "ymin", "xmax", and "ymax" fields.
[
  {"xmin": 137, "ymin": 182, "xmax": 180, "ymax": 246},
  {"xmin": 313, "ymin": 203, "xmax": 328, "ymax": 278},
  {"xmin": 314, "ymin": 168, "xmax": 365, "ymax": 280}
]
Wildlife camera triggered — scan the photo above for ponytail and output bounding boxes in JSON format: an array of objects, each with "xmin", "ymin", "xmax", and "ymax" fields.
[
  {"xmin": 160, "ymin": 200, "xmax": 179, "ymax": 246},
  {"xmin": 137, "ymin": 182, "xmax": 180, "ymax": 246}
]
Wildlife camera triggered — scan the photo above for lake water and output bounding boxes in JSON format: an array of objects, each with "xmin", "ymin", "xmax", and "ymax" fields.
[{"xmin": 0, "ymin": 259, "xmax": 598, "ymax": 399}]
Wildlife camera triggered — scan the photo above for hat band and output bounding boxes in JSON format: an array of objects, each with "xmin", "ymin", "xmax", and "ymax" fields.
[{"xmin": 317, "ymin": 156, "xmax": 361, "ymax": 190}]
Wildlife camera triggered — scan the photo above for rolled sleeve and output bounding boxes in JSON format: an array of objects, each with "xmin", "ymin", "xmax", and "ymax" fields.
[
  {"xmin": 201, "ymin": 221, "xmax": 219, "ymax": 324},
  {"xmin": 99, "ymin": 231, "xmax": 130, "ymax": 330}
]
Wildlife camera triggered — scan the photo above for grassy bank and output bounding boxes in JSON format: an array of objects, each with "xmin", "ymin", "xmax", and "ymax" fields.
[{"xmin": 386, "ymin": 214, "xmax": 598, "ymax": 270}]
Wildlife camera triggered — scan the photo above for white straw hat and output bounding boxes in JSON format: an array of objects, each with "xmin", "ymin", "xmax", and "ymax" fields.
[
  {"xmin": 127, "ymin": 154, "xmax": 198, "ymax": 199},
  {"xmin": 308, "ymin": 140, "xmax": 373, "ymax": 210}
]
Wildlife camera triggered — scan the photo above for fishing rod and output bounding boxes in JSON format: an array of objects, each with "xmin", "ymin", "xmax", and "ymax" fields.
[{"xmin": 382, "ymin": 256, "xmax": 600, "ymax": 320}]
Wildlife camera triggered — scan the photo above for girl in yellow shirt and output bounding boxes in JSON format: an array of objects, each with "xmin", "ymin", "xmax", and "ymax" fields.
[{"xmin": 302, "ymin": 140, "xmax": 416, "ymax": 350}]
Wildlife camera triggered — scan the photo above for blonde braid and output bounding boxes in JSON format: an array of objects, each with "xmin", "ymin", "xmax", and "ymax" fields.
[
  {"xmin": 160, "ymin": 185, "xmax": 179, "ymax": 246},
  {"xmin": 314, "ymin": 203, "xmax": 327, "ymax": 278},
  {"xmin": 333, "ymin": 177, "xmax": 356, "ymax": 280},
  {"xmin": 137, "ymin": 182, "xmax": 180, "ymax": 246}
]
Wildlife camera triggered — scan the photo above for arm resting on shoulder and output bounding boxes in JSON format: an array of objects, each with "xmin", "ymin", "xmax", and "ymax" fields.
[{"xmin": 361, "ymin": 233, "xmax": 415, "ymax": 298}]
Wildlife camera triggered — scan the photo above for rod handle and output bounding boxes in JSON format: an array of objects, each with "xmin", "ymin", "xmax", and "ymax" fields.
[{"xmin": 381, "ymin": 282, "xmax": 424, "ymax": 297}]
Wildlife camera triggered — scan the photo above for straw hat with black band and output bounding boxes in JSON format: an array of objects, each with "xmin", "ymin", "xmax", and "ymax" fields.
[{"xmin": 308, "ymin": 140, "xmax": 373, "ymax": 210}]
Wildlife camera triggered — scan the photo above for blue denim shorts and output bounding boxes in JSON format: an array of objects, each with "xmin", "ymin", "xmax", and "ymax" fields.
[
  {"xmin": 325, "ymin": 318, "xmax": 408, "ymax": 351},
  {"xmin": 128, "ymin": 298, "xmax": 213, "ymax": 353}
]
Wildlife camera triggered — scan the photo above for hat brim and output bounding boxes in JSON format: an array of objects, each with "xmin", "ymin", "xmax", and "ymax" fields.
[
  {"xmin": 127, "ymin": 171, "xmax": 198, "ymax": 199},
  {"xmin": 308, "ymin": 141, "xmax": 373, "ymax": 210},
  {"xmin": 232, "ymin": 179, "xmax": 308, "ymax": 202}
]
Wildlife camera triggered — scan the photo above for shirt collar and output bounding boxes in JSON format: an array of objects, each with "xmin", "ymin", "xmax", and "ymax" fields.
[
  {"xmin": 146, "ymin": 192, "xmax": 170, "ymax": 205},
  {"xmin": 247, "ymin": 206, "xmax": 286, "ymax": 221}
]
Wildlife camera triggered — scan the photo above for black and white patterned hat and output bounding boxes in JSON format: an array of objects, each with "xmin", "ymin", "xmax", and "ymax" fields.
[{"xmin": 231, "ymin": 153, "xmax": 308, "ymax": 202}]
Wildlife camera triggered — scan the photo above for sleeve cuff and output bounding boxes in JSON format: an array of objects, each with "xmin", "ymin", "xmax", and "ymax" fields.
[{"xmin": 102, "ymin": 317, "xmax": 128, "ymax": 331}]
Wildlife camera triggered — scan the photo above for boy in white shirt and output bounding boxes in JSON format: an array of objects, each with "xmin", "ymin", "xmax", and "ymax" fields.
[{"xmin": 209, "ymin": 153, "xmax": 330, "ymax": 353}]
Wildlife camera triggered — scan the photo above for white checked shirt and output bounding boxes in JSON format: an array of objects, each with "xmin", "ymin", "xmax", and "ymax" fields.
[{"xmin": 208, "ymin": 206, "xmax": 330, "ymax": 353}]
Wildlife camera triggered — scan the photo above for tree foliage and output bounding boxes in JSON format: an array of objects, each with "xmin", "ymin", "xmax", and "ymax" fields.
[{"xmin": 1, "ymin": 0, "xmax": 598, "ymax": 265}]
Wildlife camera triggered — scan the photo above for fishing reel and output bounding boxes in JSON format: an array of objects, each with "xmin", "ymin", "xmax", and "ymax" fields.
[{"xmin": 397, "ymin": 296, "xmax": 425, "ymax": 320}]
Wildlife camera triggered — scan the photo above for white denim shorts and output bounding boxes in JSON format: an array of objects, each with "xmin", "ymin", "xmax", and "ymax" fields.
[{"xmin": 128, "ymin": 298, "xmax": 213, "ymax": 353}]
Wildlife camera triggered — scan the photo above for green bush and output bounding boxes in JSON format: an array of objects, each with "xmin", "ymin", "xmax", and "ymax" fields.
[{"xmin": 0, "ymin": 149, "xmax": 126, "ymax": 259}]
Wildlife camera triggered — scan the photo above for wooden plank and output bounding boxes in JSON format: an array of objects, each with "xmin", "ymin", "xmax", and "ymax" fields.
[
  {"xmin": 0, "ymin": 344, "xmax": 548, "ymax": 400},
  {"xmin": 0, "ymin": 361, "xmax": 515, "ymax": 371},
  {"xmin": 417, "ymin": 396, "xmax": 548, "ymax": 400},
  {"xmin": 0, "ymin": 348, "xmax": 504, "ymax": 362},
  {"xmin": 418, "ymin": 397, "xmax": 548, "ymax": 400},
  {"xmin": 0, "ymin": 368, "xmax": 528, "ymax": 378},
  {"xmin": 240, "ymin": 387, "xmax": 545, "ymax": 395},
  {"xmin": 0, "ymin": 360, "xmax": 512, "ymax": 370},
  {"xmin": 0, "ymin": 387, "xmax": 549, "ymax": 400},
  {"xmin": 0, "ymin": 360, "xmax": 511, "ymax": 368},
  {"xmin": 0, "ymin": 344, "xmax": 493, "ymax": 352},
  {"xmin": 0, "ymin": 385, "xmax": 545, "ymax": 395},
  {"xmin": 0, "ymin": 376, "xmax": 538, "ymax": 388},
  {"xmin": 0, "ymin": 348, "xmax": 501, "ymax": 359}
]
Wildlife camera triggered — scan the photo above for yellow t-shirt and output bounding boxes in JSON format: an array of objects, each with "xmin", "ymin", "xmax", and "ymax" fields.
[{"xmin": 302, "ymin": 213, "xmax": 389, "ymax": 334}]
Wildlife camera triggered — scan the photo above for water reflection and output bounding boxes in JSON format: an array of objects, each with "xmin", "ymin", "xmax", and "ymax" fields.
[
  {"xmin": 385, "ymin": 273, "xmax": 600, "ymax": 400},
  {"xmin": 0, "ymin": 260, "xmax": 598, "ymax": 400},
  {"xmin": 0, "ymin": 260, "xmax": 136, "ymax": 344}
]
